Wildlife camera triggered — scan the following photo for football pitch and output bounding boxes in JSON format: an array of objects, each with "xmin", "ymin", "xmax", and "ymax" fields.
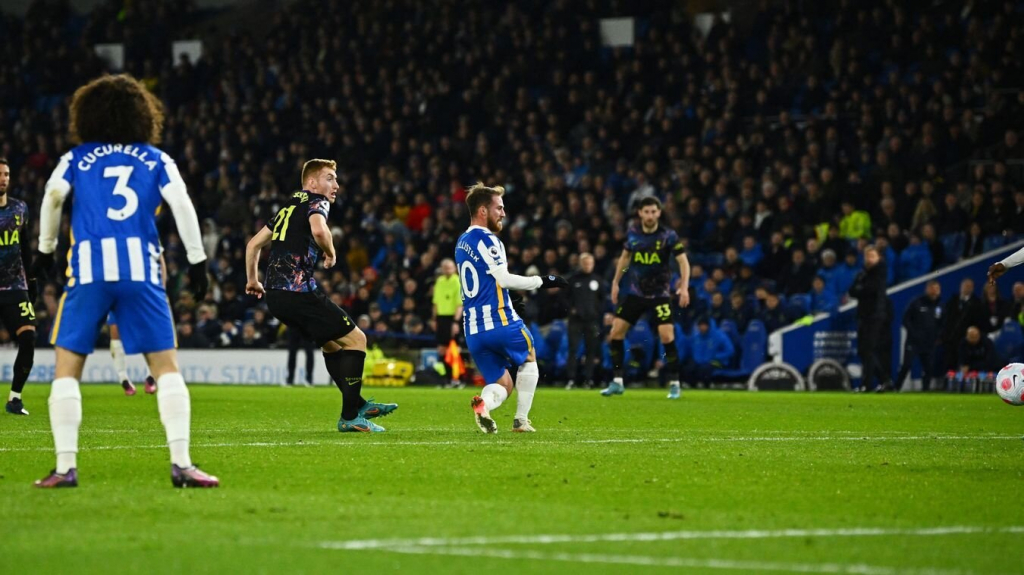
[{"xmin": 1, "ymin": 385, "xmax": 1022, "ymax": 574}]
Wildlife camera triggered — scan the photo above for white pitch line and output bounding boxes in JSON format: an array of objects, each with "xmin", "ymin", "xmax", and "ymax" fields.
[
  {"xmin": 317, "ymin": 525, "xmax": 1024, "ymax": 551},
  {"xmin": 376, "ymin": 545, "xmax": 966, "ymax": 575},
  {"xmin": 1, "ymin": 435, "xmax": 1021, "ymax": 453}
]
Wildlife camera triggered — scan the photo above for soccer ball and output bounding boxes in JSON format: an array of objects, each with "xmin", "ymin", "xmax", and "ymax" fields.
[{"xmin": 995, "ymin": 363, "xmax": 1024, "ymax": 406}]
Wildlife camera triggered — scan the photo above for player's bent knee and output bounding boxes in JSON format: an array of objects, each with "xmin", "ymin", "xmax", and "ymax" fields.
[
  {"xmin": 338, "ymin": 327, "xmax": 366, "ymax": 351},
  {"xmin": 145, "ymin": 350, "xmax": 181, "ymax": 380}
]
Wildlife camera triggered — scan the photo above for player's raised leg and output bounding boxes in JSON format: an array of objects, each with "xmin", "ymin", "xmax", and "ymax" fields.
[
  {"xmin": 456, "ymin": 183, "xmax": 566, "ymax": 433},
  {"xmin": 324, "ymin": 328, "xmax": 396, "ymax": 432},
  {"xmin": 245, "ymin": 159, "xmax": 397, "ymax": 433}
]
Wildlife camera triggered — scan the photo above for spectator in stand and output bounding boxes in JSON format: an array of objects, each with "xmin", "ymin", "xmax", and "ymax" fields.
[
  {"xmin": 376, "ymin": 282, "xmax": 402, "ymax": 315},
  {"xmin": 235, "ymin": 322, "xmax": 268, "ymax": 349},
  {"xmin": 708, "ymin": 292, "xmax": 730, "ymax": 326},
  {"xmin": 958, "ymin": 326, "xmax": 998, "ymax": 376},
  {"xmin": 849, "ymin": 247, "xmax": 894, "ymax": 392},
  {"xmin": 896, "ymin": 281, "xmax": 944, "ymax": 391},
  {"xmin": 757, "ymin": 292, "xmax": 789, "ymax": 333},
  {"xmin": 837, "ymin": 250, "xmax": 862, "ymax": 296},
  {"xmin": 809, "ymin": 276, "xmax": 839, "ymax": 315},
  {"xmin": 565, "ymin": 253, "xmax": 605, "ymax": 390},
  {"xmin": 817, "ymin": 250, "xmax": 842, "ymax": 300},
  {"xmin": 739, "ymin": 236, "xmax": 764, "ymax": 269},
  {"xmin": 216, "ymin": 321, "xmax": 239, "ymax": 349},
  {"xmin": 251, "ymin": 308, "xmax": 278, "ymax": 347},
  {"xmin": 3, "ymin": 0, "xmax": 1022, "ymax": 358},
  {"xmin": 681, "ymin": 317, "xmax": 734, "ymax": 387},
  {"xmin": 839, "ymin": 201, "xmax": 872, "ymax": 241},
  {"xmin": 177, "ymin": 323, "xmax": 210, "ymax": 349},
  {"xmin": 936, "ymin": 193, "xmax": 970, "ymax": 236},
  {"xmin": 1013, "ymin": 282, "xmax": 1024, "ymax": 325},
  {"xmin": 727, "ymin": 292, "xmax": 753, "ymax": 332},
  {"xmin": 980, "ymin": 283, "xmax": 1014, "ymax": 334},
  {"xmin": 941, "ymin": 278, "xmax": 987, "ymax": 370},
  {"xmin": 780, "ymin": 249, "xmax": 815, "ymax": 296},
  {"xmin": 963, "ymin": 222, "xmax": 986, "ymax": 259}
]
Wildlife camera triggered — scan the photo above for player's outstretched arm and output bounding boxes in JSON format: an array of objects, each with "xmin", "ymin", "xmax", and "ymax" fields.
[
  {"xmin": 988, "ymin": 245, "xmax": 1024, "ymax": 284},
  {"xmin": 245, "ymin": 227, "xmax": 273, "ymax": 299}
]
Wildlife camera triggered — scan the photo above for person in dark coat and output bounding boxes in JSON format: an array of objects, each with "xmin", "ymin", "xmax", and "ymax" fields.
[
  {"xmin": 565, "ymin": 253, "xmax": 606, "ymax": 389},
  {"xmin": 941, "ymin": 278, "xmax": 987, "ymax": 369},
  {"xmin": 779, "ymin": 248, "xmax": 816, "ymax": 296},
  {"xmin": 848, "ymin": 246, "xmax": 894, "ymax": 392},
  {"xmin": 958, "ymin": 326, "xmax": 997, "ymax": 375},
  {"xmin": 895, "ymin": 281, "xmax": 943, "ymax": 391}
]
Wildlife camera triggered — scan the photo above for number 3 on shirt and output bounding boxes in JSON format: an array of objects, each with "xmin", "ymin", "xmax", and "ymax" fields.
[
  {"xmin": 103, "ymin": 166, "xmax": 139, "ymax": 221},
  {"xmin": 271, "ymin": 206, "xmax": 296, "ymax": 241}
]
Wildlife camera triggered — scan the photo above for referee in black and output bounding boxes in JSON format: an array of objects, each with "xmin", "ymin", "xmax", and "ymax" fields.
[{"xmin": 565, "ymin": 253, "xmax": 605, "ymax": 389}]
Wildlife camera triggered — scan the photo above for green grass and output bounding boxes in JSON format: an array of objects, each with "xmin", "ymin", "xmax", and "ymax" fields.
[{"xmin": 1, "ymin": 385, "xmax": 1022, "ymax": 574}]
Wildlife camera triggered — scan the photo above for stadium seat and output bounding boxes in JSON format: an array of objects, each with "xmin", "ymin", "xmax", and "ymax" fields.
[
  {"xmin": 544, "ymin": 320, "xmax": 569, "ymax": 372},
  {"xmin": 993, "ymin": 319, "xmax": 1024, "ymax": 365},
  {"xmin": 896, "ymin": 243, "xmax": 932, "ymax": 283},
  {"xmin": 717, "ymin": 320, "xmax": 741, "ymax": 368},
  {"xmin": 983, "ymin": 235, "xmax": 1010, "ymax": 253},
  {"xmin": 786, "ymin": 294, "xmax": 811, "ymax": 317},
  {"xmin": 714, "ymin": 320, "xmax": 767, "ymax": 380},
  {"xmin": 939, "ymin": 233, "xmax": 965, "ymax": 265}
]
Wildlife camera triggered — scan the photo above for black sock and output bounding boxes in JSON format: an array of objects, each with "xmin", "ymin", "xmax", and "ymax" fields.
[
  {"xmin": 12, "ymin": 330, "xmax": 34, "ymax": 394},
  {"xmin": 324, "ymin": 350, "xmax": 367, "ymax": 420},
  {"xmin": 663, "ymin": 341, "xmax": 679, "ymax": 382},
  {"xmin": 610, "ymin": 339, "xmax": 625, "ymax": 381}
]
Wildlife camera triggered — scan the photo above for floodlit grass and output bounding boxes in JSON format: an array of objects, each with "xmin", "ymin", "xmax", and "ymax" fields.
[{"xmin": 1, "ymin": 385, "xmax": 1021, "ymax": 574}]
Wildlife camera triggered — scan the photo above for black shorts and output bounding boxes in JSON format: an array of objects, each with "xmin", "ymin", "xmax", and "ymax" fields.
[
  {"xmin": 435, "ymin": 315, "xmax": 454, "ymax": 346},
  {"xmin": 266, "ymin": 288, "xmax": 355, "ymax": 347},
  {"xmin": 615, "ymin": 295, "xmax": 672, "ymax": 326},
  {"xmin": 0, "ymin": 290, "xmax": 36, "ymax": 333}
]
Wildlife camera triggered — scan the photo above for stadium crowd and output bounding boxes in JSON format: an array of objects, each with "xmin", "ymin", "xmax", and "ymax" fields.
[{"xmin": 1, "ymin": 0, "xmax": 1023, "ymax": 373}]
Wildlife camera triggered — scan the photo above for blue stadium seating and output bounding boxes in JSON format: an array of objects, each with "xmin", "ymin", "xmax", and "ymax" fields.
[
  {"xmin": 713, "ymin": 320, "xmax": 768, "ymax": 380},
  {"xmin": 983, "ymin": 234, "xmax": 1011, "ymax": 253},
  {"xmin": 993, "ymin": 319, "xmax": 1024, "ymax": 364},
  {"xmin": 939, "ymin": 233, "xmax": 965, "ymax": 265},
  {"xmin": 786, "ymin": 294, "xmax": 811, "ymax": 317},
  {"xmin": 717, "ymin": 320, "xmax": 741, "ymax": 368}
]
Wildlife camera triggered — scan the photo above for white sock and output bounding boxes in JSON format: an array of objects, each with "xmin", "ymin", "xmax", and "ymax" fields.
[
  {"xmin": 9, "ymin": 390, "xmax": 21, "ymax": 401},
  {"xmin": 157, "ymin": 373, "xmax": 192, "ymax": 468},
  {"xmin": 613, "ymin": 376, "xmax": 623, "ymax": 386},
  {"xmin": 669, "ymin": 380, "xmax": 680, "ymax": 387},
  {"xmin": 515, "ymin": 362, "xmax": 539, "ymax": 421},
  {"xmin": 481, "ymin": 383, "xmax": 508, "ymax": 412},
  {"xmin": 49, "ymin": 377, "xmax": 82, "ymax": 474},
  {"xmin": 110, "ymin": 340, "xmax": 129, "ymax": 382}
]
